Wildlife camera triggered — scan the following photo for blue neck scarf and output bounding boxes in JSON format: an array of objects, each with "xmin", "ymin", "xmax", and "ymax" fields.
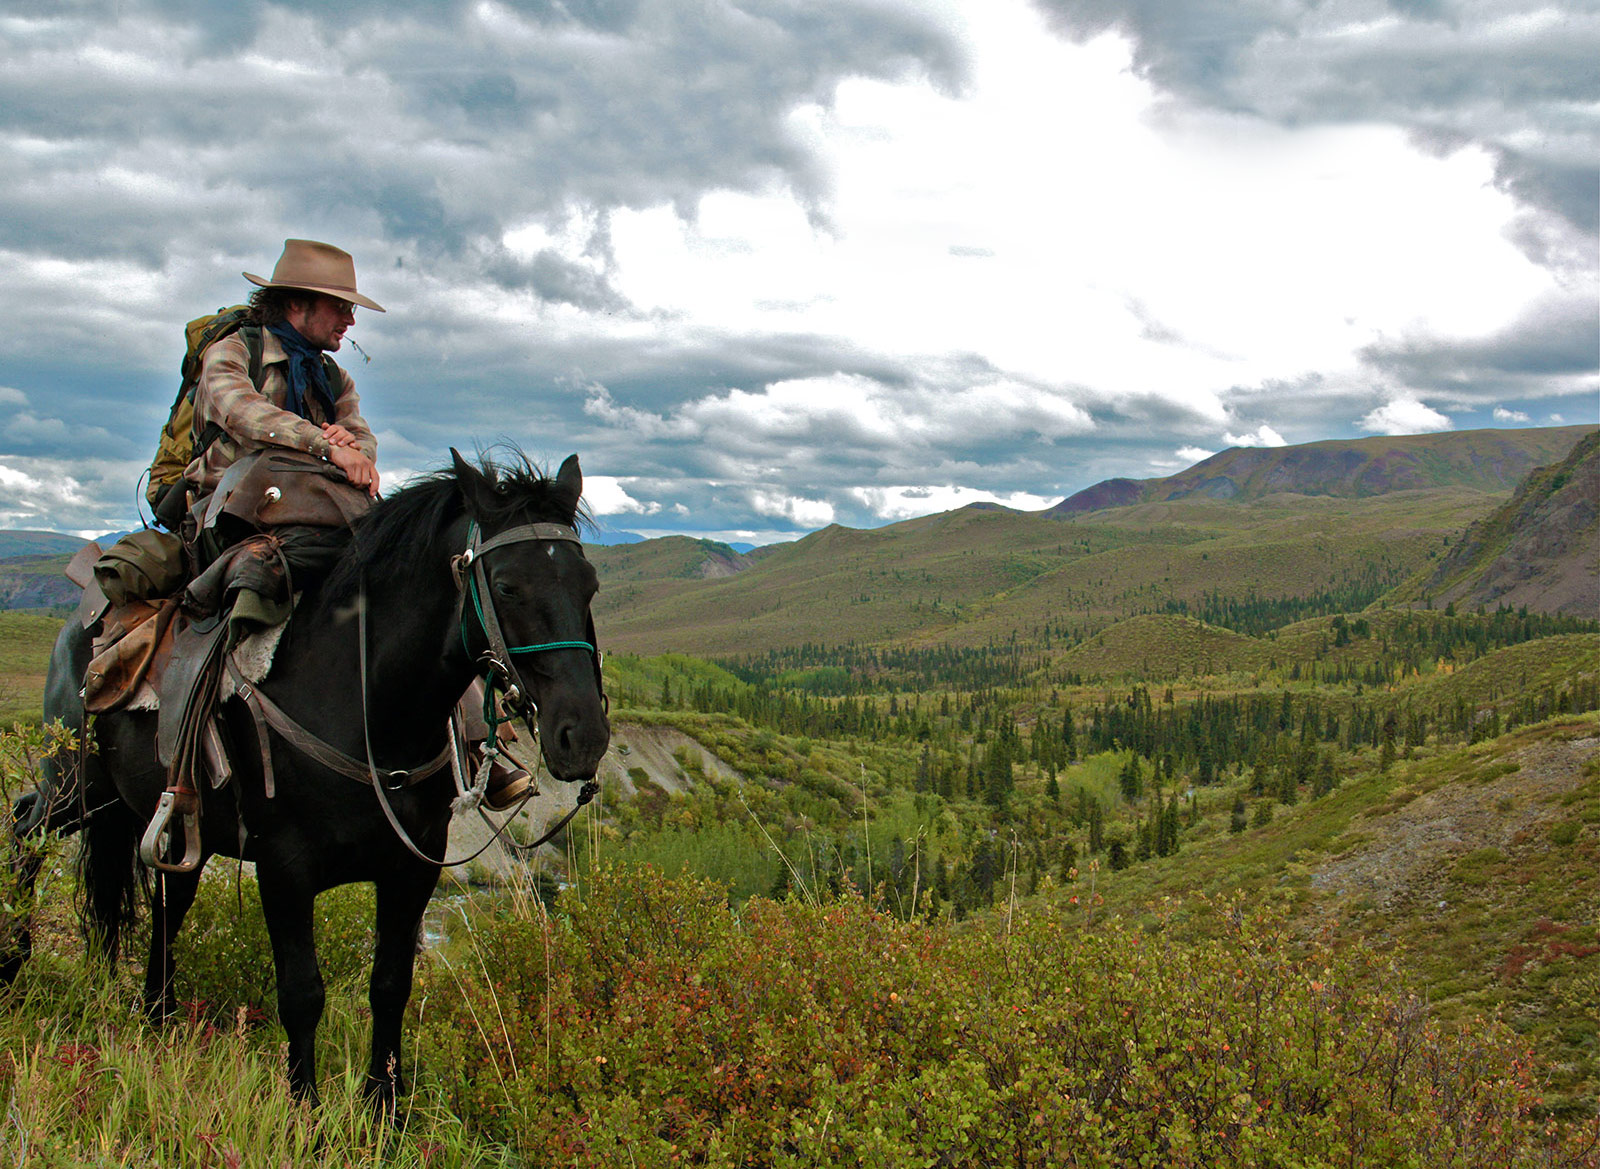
[{"xmin": 265, "ymin": 320, "xmax": 337, "ymax": 421}]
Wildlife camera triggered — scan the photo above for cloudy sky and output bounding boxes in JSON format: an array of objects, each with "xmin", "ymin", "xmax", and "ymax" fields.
[{"xmin": 1, "ymin": 0, "xmax": 1594, "ymax": 543}]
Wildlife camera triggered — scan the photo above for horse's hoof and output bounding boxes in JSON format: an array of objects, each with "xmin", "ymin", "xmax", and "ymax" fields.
[{"xmin": 0, "ymin": 944, "xmax": 27, "ymax": 987}]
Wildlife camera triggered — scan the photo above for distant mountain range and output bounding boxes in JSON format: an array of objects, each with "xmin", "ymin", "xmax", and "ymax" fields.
[
  {"xmin": 1048, "ymin": 426, "xmax": 1593, "ymax": 514},
  {"xmin": 3, "ymin": 428, "xmax": 1593, "ymax": 629},
  {"xmin": 586, "ymin": 425, "xmax": 1596, "ymax": 656},
  {"xmin": 0, "ymin": 530, "xmax": 90, "ymax": 560}
]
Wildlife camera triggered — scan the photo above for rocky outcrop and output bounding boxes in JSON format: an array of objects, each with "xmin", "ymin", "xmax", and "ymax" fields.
[{"xmin": 1419, "ymin": 430, "xmax": 1599, "ymax": 617}]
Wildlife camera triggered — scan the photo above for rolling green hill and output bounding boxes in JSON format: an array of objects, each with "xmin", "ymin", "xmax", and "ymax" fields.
[
  {"xmin": 593, "ymin": 487, "xmax": 1505, "ymax": 658},
  {"xmin": 591, "ymin": 427, "xmax": 1594, "ymax": 660},
  {"xmin": 0, "ymin": 531, "xmax": 88, "ymax": 559},
  {"xmin": 1077, "ymin": 713, "xmax": 1600, "ymax": 1114}
]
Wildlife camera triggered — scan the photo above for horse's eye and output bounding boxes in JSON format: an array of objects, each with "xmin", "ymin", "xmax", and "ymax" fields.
[{"xmin": 493, "ymin": 581, "xmax": 521, "ymax": 600}]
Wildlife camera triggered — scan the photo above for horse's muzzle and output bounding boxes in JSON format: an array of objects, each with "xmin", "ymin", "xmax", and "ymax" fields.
[{"xmin": 541, "ymin": 706, "xmax": 610, "ymax": 783}]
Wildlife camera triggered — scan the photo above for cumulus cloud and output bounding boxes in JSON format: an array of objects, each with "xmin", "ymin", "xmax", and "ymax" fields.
[
  {"xmin": 747, "ymin": 489, "xmax": 836, "ymax": 528},
  {"xmin": 583, "ymin": 475, "xmax": 660, "ymax": 517},
  {"xmin": 1359, "ymin": 397, "xmax": 1453, "ymax": 435},
  {"xmin": 849, "ymin": 484, "xmax": 1058, "ymax": 521},
  {"xmin": 1222, "ymin": 425, "xmax": 1286, "ymax": 448},
  {"xmin": 1175, "ymin": 446, "xmax": 1216, "ymax": 464},
  {"xmin": 1034, "ymin": 0, "xmax": 1600, "ymax": 246},
  {"xmin": 0, "ymin": 455, "xmax": 146, "ymax": 532},
  {"xmin": 1493, "ymin": 406, "xmax": 1531, "ymax": 423},
  {"xmin": 1358, "ymin": 291, "xmax": 1599, "ymax": 401}
]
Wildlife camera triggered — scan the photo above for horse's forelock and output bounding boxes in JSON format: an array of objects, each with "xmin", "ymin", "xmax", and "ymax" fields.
[
  {"xmin": 458, "ymin": 449, "xmax": 592, "ymax": 534},
  {"xmin": 321, "ymin": 449, "xmax": 587, "ymax": 601}
]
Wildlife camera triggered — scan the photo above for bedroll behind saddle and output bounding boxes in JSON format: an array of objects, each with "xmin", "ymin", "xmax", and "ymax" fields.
[{"xmin": 92, "ymin": 528, "xmax": 186, "ymax": 608}]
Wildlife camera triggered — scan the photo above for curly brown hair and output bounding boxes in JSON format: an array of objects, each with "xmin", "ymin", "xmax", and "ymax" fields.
[{"xmin": 246, "ymin": 286, "xmax": 316, "ymax": 326}]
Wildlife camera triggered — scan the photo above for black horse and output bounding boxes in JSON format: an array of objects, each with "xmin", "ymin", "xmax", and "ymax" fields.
[{"xmin": 6, "ymin": 450, "xmax": 610, "ymax": 1106}]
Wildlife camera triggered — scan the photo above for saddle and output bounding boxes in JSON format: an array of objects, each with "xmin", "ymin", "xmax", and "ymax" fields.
[{"xmin": 90, "ymin": 450, "xmax": 373, "ymax": 872}]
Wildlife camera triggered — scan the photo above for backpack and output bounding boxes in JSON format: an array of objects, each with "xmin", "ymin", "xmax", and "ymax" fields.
[{"xmin": 146, "ymin": 306, "xmax": 261, "ymax": 529}]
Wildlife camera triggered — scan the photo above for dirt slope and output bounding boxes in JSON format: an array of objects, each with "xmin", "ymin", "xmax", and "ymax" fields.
[{"xmin": 444, "ymin": 721, "xmax": 737, "ymax": 877}]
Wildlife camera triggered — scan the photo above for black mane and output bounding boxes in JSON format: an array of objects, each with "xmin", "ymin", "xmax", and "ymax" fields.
[{"xmin": 321, "ymin": 449, "xmax": 589, "ymax": 601}]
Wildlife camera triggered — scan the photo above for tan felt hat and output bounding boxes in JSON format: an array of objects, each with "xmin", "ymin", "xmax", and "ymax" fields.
[{"xmin": 244, "ymin": 238, "xmax": 385, "ymax": 312}]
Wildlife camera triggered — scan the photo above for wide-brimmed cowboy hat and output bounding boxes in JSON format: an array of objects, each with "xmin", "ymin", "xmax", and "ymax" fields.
[{"xmin": 244, "ymin": 238, "xmax": 386, "ymax": 312}]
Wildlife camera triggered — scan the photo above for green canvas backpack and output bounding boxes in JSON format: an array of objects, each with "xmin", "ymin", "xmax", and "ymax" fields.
[{"xmin": 145, "ymin": 305, "xmax": 260, "ymax": 529}]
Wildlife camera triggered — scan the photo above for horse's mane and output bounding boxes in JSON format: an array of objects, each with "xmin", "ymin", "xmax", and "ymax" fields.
[{"xmin": 320, "ymin": 448, "xmax": 591, "ymax": 602}]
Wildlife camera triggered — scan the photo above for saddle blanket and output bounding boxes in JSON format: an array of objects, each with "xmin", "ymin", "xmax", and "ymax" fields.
[{"xmin": 120, "ymin": 619, "xmax": 288, "ymax": 713}]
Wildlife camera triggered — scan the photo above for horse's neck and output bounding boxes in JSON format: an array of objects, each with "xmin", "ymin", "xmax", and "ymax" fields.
[
  {"xmin": 361, "ymin": 570, "xmax": 473, "ymax": 719},
  {"xmin": 290, "ymin": 562, "xmax": 470, "ymax": 741}
]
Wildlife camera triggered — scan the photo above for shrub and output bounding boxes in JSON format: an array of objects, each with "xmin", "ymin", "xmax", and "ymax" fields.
[{"xmin": 413, "ymin": 863, "xmax": 1592, "ymax": 1167}]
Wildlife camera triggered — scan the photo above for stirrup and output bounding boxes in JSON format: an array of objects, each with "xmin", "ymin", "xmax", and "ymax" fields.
[
  {"xmin": 139, "ymin": 790, "xmax": 203, "ymax": 873},
  {"xmin": 483, "ymin": 752, "xmax": 536, "ymax": 812}
]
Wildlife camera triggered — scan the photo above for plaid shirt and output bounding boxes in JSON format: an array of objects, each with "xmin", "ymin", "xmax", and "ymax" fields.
[{"xmin": 185, "ymin": 328, "xmax": 376, "ymax": 495}]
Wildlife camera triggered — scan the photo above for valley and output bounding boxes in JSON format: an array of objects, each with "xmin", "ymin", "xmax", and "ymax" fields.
[{"xmin": 2, "ymin": 423, "xmax": 1597, "ymax": 1161}]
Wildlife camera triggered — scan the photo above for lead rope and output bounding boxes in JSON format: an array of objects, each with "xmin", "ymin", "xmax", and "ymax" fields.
[{"xmin": 358, "ymin": 579, "xmax": 596, "ymax": 867}]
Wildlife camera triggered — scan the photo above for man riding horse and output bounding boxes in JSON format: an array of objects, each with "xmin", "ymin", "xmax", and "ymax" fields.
[
  {"xmin": 185, "ymin": 239, "xmax": 534, "ymax": 813},
  {"xmin": 16, "ymin": 240, "xmax": 531, "ymax": 831}
]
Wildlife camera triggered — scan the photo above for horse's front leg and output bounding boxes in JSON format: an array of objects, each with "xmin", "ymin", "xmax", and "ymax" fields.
[
  {"xmin": 258, "ymin": 866, "xmax": 325, "ymax": 1103},
  {"xmin": 364, "ymin": 861, "xmax": 441, "ymax": 1110},
  {"xmin": 144, "ymin": 868, "xmax": 203, "ymax": 1020},
  {"xmin": 0, "ymin": 841, "xmax": 44, "ymax": 986}
]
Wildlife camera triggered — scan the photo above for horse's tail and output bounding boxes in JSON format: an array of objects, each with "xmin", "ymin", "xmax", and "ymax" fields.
[{"xmin": 75, "ymin": 801, "xmax": 146, "ymax": 965}]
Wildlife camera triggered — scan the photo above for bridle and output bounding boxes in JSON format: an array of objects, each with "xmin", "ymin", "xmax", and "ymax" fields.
[
  {"xmin": 358, "ymin": 516, "xmax": 608, "ymax": 866},
  {"xmin": 450, "ymin": 519, "xmax": 609, "ymax": 731}
]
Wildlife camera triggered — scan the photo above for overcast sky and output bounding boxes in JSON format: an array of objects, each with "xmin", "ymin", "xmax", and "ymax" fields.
[{"xmin": 1, "ymin": 0, "xmax": 1594, "ymax": 543}]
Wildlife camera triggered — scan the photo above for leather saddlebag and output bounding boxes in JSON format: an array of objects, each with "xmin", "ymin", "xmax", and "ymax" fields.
[{"xmin": 203, "ymin": 449, "xmax": 373, "ymax": 533}]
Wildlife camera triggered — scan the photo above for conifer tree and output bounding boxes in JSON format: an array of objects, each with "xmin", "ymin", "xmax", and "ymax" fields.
[
  {"xmin": 1278, "ymin": 760, "xmax": 1298, "ymax": 806},
  {"xmin": 1313, "ymin": 750, "xmax": 1337, "ymax": 797},
  {"xmin": 1119, "ymin": 754, "xmax": 1143, "ymax": 802},
  {"xmin": 1161, "ymin": 791, "xmax": 1181, "ymax": 856}
]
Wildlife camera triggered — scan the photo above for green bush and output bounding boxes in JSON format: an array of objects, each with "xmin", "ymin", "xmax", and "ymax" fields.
[
  {"xmin": 414, "ymin": 863, "xmax": 1589, "ymax": 1167},
  {"xmin": 174, "ymin": 870, "xmax": 374, "ymax": 1022}
]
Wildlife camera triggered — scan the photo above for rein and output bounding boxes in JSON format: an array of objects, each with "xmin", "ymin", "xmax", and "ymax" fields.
[{"xmin": 359, "ymin": 588, "xmax": 597, "ymax": 868}]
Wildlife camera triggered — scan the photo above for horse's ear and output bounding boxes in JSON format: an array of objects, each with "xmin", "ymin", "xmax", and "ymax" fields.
[
  {"xmin": 555, "ymin": 454, "xmax": 583, "ymax": 513},
  {"xmin": 450, "ymin": 447, "xmax": 494, "ymax": 515}
]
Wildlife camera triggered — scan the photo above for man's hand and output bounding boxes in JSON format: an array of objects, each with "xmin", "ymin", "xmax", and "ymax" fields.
[
  {"xmin": 329, "ymin": 445, "xmax": 380, "ymax": 497},
  {"xmin": 320, "ymin": 422, "xmax": 360, "ymax": 447}
]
